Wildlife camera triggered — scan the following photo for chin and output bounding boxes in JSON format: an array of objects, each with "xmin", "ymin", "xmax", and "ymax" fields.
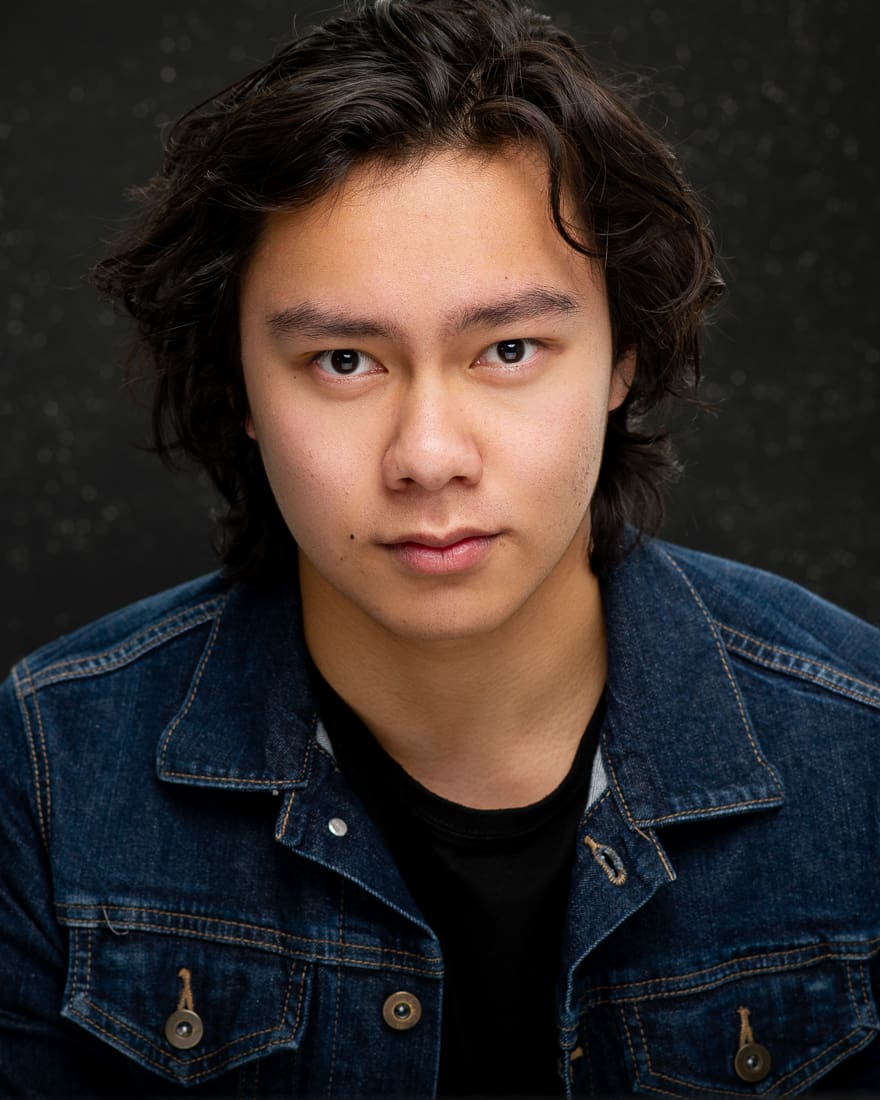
[{"xmin": 366, "ymin": 593, "xmax": 526, "ymax": 645}]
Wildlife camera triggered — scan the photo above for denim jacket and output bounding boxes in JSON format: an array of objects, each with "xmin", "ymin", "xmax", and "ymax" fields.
[{"xmin": 2, "ymin": 538, "xmax": 878, "ymax": 1096}]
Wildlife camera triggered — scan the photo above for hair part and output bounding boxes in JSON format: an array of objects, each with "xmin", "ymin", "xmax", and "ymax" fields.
[{"xmin": 95, "ymin": 0, "xmax": 723, "ymax": 580}]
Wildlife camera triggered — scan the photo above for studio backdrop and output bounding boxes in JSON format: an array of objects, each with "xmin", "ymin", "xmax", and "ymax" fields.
[{"xmin": 1, "ymin": 0, "xmax": 877, "ymax": 671}]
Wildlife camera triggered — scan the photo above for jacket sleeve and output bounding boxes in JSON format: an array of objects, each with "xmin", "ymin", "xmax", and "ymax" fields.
[{"xmin": 0, "ymin": 669, "xmax": 129, "ymax": 1094}]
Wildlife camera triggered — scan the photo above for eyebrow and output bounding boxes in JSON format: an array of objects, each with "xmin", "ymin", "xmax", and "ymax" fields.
[{"xmin": 265, "ymin": 286, "xmax": 581, "ymax": 343}]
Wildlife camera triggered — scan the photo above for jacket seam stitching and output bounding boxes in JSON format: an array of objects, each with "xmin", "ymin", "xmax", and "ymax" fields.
[
  {"xmin": 593, "ymin": 958, "xmax": 843, "ymax": 1006},
  {"xmin": 729, "ymin": 650, "xmax": 878, "ymax": 708},
  {"xmin": 314, "ymin": 739, "xmax": 337, "ymax": 768},
  {"xmin": 601, "ymin": 735, "xmax": 781, "ymax": 827},
  {"xmin": 637, "ymin": 1026, "xmax": 866, "ymax": 1097},
  {"xmin": 60, "ymin": 917, "xmax": 442, "ymax": 972},
  {"xmin": 11, "ymin": 659, "xmax": 50, "ymax": 852},
  {"xmin": 85, "ymin": 929, "xmax": 94, "ymax": 1000},
  {"xmin": 857, "ymin": 958, "xmax": 872, "ymax": 1023},
  {"xmin": 601, "ymin": 549, "xmax": 785, "ymax": 831},
  {"xmin": 659, "ymin": 550, "xmax": 783, "ymax": 791},
  {"xmin": 633, "ymin": 795, "xmax": 783, "ymax": 826},
  {"xmin": 327, "ymin": 884, "xmax": 345, "ymax": 1099},
  {"xmin": 619, "ymin": 1006, "xmax": 645, "ymax": 1092},
  {"xmin": 633, "ymin": 1003, "xmax": 653, "ymax": 1077},
  {"xmin": 630, "ymin": 998, "xmax": 869, "ymax": 1096},
  {"xmin": 719, "ymin": 622, "xmax": 880, "ymax": 696},
  {"xmin": 56, "ymin": 903, "xmax": 440, "ymax": 963},
  {"xmin": 162, "ymin": 771, "xmax": 301, "ymax": 786},
  {"xmin": 645, "ymin": 829, "xmax": 675, "ymax": 880},
  {"xmin": 157, "ymin": 611, "xmax": 224, "ymax": 775},
  {"xmin": 844, "ymin": 958, "xmax": 859, "ymax": 1022},
  {"xmin": 580, "ymin": 788, "xmax": 611, "ymax": 829},
  {"xmin": 20, "ymin": 597, "xmax": 226, "ymax": 689},
  {"xmin": 68, "ymin": 959, "xmax": 308, "ymax": 1082},
  {"xmin": 601, "ymin": 736, "xmax": 638, "ymax": 830},
  {"xmin": 773, "ymin": 1026, "xmax": 866, "ymax": 1091},
  {"xmin": 720, "ymin": 633, "xmax": 880, "ymax": 708},
  {"xmin": 70, "ymin": 928, "xmax": 81, "ymax": 1000},
  {"xmin": 80, "ymin": 959, "xmax": 301, "ymax": 1064},
  {"xmin": 580, "ymin": 939, "xmax": 880, "ymax": 1002},
  {"xmin": 277, "ymin": 790, "xmax": 297, "ymax": 838},
  {"xmin": 30, "ymin": 669, "xmax": 53, "ymax": 848},
  {"xmin": 782, "ymin": 1031, "xmax": 879, "ymax": 1097},
  {"xmin": 66, "ymin": 1006, "xmax": 301, "ymax": 1083}
]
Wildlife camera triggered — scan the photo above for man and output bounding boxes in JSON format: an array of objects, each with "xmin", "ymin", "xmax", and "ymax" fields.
[{"xmin": 1, "ymin": 0, "xmax": 877, "ymax": 1095}]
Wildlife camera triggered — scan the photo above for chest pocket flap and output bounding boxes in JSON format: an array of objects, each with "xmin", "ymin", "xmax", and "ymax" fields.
[
  {"xmin": 60, "ymin": 919, "xmax": 311, "ymax": 1086},
  {"xmin": 605, "ymin": 949, "xmax": 878, "ymax": 1097}
]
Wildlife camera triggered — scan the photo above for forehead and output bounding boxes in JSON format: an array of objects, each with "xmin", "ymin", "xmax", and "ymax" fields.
[{"xmin": 240, "ymin": 145, "xmax": 601, "ymax": 327}]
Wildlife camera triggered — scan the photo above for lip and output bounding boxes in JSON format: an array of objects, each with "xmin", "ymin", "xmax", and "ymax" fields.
[
  {"xmin": 385, "ymin": 528, "xmax": 495, "ymax": 549},
  {"xmin": 382, "ymin": 530, "xmax": 500, "ymax": 575}
]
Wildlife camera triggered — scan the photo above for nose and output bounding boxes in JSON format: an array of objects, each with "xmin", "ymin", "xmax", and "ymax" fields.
[{"xmin": 382, "ymin": 377, "xmax": 483, "ymax": 492}]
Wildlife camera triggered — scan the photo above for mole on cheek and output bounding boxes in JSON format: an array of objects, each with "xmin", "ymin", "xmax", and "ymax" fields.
[{"xmin": 349, "ymin": 533, "xmax": 356, "ymax": 540}]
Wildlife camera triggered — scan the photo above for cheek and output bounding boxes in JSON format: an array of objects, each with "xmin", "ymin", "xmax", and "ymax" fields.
[
  {"xmin": 254, "ymin": 410, "xmax": 371, "ymax": 549},
  {"xmin": 509, "ymin": 397, "xmax": 607, "ymax": 511}
]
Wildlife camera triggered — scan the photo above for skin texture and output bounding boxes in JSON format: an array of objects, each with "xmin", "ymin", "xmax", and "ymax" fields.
[{"xmin": 240, "ymin": 147, "xmax": 632, "ymax": 807}]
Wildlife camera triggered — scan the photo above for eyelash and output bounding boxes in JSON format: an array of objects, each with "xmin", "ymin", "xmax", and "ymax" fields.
[
  {"xmin": 310, "ymin": 349, "xmax": 382, "ymax": 377},
  {"xmin": 310, "ymin": 338, "xmax": 544, "ymax": 378},
  {"xmin": 474, "ymin": 338, "xmax": 543, "ymax": 368}
]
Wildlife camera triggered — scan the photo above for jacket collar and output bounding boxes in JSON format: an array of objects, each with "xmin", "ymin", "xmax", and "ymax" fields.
[
  {"xmin": 599, "ymin": 538, "xmax": 783, "ymax": 827},
  {"xmin": 157, "ymin": 539, "xmax": 783, "ymax": 821},
  {"xmin": 157, "ymin": 577, "xmax": 320, "ymax": 790}
]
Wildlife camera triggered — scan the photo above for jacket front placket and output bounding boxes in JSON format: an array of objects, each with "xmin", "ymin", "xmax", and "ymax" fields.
[
  {"xmin": 157, "ymin": 581, "xmax": 444, "ymax": 1097},
  {"xmin": 556, "ymin": 544, "xmax": 786, "ymax": 1095},
  {"xmin": 273, "ymin": 732, "xmax": 445, "ymax": 1096}
]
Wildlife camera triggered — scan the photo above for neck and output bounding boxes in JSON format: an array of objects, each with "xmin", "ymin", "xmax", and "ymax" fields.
[{"xmin": 300, "ymin": 560, "xmax": 606, "ymax": 809}]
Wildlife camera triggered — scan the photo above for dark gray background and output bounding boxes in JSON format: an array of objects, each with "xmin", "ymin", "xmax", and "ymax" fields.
[{"xmin": 2, "ymin": 0, "xmax": 877, "ymax": 672}]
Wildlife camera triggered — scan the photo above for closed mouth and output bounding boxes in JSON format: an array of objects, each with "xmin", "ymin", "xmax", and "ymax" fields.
[{"xmin": 384, "ymin": 529, "xmax": 496, "ymax": 549}]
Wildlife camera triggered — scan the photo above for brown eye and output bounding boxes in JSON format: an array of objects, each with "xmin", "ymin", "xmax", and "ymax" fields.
[
  {"xmin": 330, "ymin": 350, "xmax": 361, "ymax": 374},
  {"xmin": 313, "ymin": 348, "xmax": 381, "ymax": 378},
  {"xmin": 496, "ymin": 340, "xmax": 526, "ymax": 363}
]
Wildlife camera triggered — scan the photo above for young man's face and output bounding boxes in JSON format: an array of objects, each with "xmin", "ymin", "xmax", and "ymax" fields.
[{"xmin": 240, "ymin": 146, "xmax": 631, "ymax": 643}]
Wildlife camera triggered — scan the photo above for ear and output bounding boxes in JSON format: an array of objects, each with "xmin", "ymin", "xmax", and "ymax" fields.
[
  {"xmin": 608, "ymin": 345, "xmax": 636, "ymax": 412},
  {"xmin": 229, "ymin": 383, "xmax": 258, "ymax": 441}
]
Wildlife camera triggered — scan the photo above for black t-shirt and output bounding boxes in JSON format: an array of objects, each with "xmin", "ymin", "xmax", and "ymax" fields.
[{"xmin": 314, "ymin": 674, "xmax": 604, "ymax": 1098}]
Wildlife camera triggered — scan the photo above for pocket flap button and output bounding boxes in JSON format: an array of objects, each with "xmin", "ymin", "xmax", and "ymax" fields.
[
  {"xmin": 165, "ymin": 968, "xmax": 204, "ymax": 1050},
  {"xmin": 165, "ymin": 1007, "xmax": 204, "ymax": 1050},
  {"xmin": 734, "ymin": 1042, "xmax": 771, "ymax": 1083},
  {"xmin": 382, "ymin": 991, "xmax": 422, "ymax": 1030}
]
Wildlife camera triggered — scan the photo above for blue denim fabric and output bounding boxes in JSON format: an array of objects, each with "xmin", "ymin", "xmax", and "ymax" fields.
[{"xmin": 1, "ymin": 538, "xmax": 878, "ymax": 1096}]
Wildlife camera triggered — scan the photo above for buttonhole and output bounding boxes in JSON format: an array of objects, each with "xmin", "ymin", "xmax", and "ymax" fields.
[{"xmin": 583, "ymin": 834, "xmax": 627, "ymax": 886}]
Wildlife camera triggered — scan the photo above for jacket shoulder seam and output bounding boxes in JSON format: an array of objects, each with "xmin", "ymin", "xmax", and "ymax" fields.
[
  {"xmin": 10, "ymin": 659, "xmax": 52, "ymax": 852},
  {"xmin": 719, "ymin": 622, "xmax": 880, "ymax": 709},
  {"xmin": 17, "ymin": 596, "xmax": 227, "ymax": 693}
]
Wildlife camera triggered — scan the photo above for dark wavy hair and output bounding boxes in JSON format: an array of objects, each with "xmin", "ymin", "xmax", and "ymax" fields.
[{"xmin": 94, "ymin": 0, "xmax": 723, "ymax": 579}]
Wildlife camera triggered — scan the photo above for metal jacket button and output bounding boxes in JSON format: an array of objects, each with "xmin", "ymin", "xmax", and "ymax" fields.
[
  {"xmin": 382, "ymin": 991, "xmax": 422, "ymax": 1030},
  {"xmin": 734, "ymin": 1042, "xmax": 771, "ymax": 1083},
  {"xmin": 165, "ymin": 1007, "xmax": 204, "ymax": 1050}
]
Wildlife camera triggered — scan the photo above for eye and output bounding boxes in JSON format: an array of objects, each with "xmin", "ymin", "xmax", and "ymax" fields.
[
  {"xmin": 477, "ymin": 339, "xmax": 542, "ymax": 367},
  {"xmin": 312, "ymin": 349, "xmax": 381, "ymax": 377}
]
